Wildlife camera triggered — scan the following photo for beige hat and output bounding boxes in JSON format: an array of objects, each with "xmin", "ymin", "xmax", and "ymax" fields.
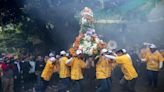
[
  {"xmin": 49, "ymin": 52, "xmax": 55, "ymax": 57},
  {"xmin": 101, "ymin": 49, "xmax": 108, "ymax": 54},
  {"xmin": 150, "ymin": 44, "xmax": 157, "ymax": 49},
  {"xmin": 49, "ymin": 57, "xmax": 56, "ymax": 62},
  {"xmin": 60, "ymin": 50, "xmax": 66, "ymax": 55}
]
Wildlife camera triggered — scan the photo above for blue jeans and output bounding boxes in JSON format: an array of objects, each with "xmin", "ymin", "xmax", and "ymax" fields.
[
  {"xmin": 96, "ymin": 78, "xmax": 111, "ymax": 92},
  {"xmin": 35, "ymin": 72, "xmax": 42, "ymax": 92},
  {"xmin": 71, "ymin": 80, "xmax": 83, "ymax": 92},
  {"xmin": 59, "ymin": 77, "xmax": 70, "ymax": 92},
  {"xmin": 40, "ymin": 78, "xmax": 49, "ymax": 92},
  {"xmin": 120, "ymin": 77, "xmax": 137, "ymax": 92},
  {"xmin": 147, "ymin": 70, "xmax": 159, "ymax": 87}
]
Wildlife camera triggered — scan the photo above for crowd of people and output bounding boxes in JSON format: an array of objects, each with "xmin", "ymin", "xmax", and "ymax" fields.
[
  {"xmin": 0, "ymin": 54, "xmax": 47, "ymax": 92},
  {"xmin": 0, "ymin": 43, "xmax": 164, "ymax": 92}
]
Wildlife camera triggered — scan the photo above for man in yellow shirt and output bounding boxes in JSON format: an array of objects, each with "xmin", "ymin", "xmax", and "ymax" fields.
[
  {"xmin": 94, "ymin": 49, "xmax": 113, "ymax": 92},
  {"xmin": 66, "ymin": 50, "xmax": 89, "ymax": 92},
  {"xmin": 58, "ymin": 51, "xmax": 70, "ymax": 92},
  {"xmin": 145, "ymin": 44, "xmax": 163, "ymax": 88},
  {"xmin": 139, "ymin": 43, "xmax": 151, "ymax": 62},
  {"xmin": 105, "ymin": 49, "xmax": 138, "ymax": 92},
  {"xmin": 41, "ymin": 57, "xmax": 57, "ymax": 92}
]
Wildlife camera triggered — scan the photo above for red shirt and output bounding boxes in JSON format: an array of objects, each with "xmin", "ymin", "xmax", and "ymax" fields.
[{"xmin": 1, "ymin": 63, "xmax": 8, "ymax": 71}]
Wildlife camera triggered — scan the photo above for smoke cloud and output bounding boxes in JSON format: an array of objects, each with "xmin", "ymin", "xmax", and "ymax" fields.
[{"xmin": 19, "ymin": 0, "xmax": 164, "ymax": 51}]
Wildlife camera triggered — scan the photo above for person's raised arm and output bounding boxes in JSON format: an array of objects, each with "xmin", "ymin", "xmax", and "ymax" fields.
[
  {"xmin": 66, "ymin": 57, "xmax": 73, "ymax": 65},
  {"xmin": 104, "ymin": 55, "xmax": 116, "ymax": 60}
]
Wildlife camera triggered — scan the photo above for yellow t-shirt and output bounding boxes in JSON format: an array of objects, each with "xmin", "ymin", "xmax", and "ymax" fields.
[
  {"xmin": 145, "ymin": 51, "xmax": 163, "ymax": 71},
  {"xmin": 59, "ymin": 56, "xmax": 70, "ymax": 78},
  {"xmin": 96, "ymin": 56, "xmax": 112, "ymax": 79},
  {"xmin": 116, "ymin": 54, "xmax": 138, "ymax": 80},
  {"xmin": 69, "ymin": 57, "xmax": 87, "ymax": 80},
  {"xmin": 41, "ymin": 60, "xmax": 56, "ymax": 81}
]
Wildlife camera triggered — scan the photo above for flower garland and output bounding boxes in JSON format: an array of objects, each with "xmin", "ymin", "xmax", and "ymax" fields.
[{"xmin": 70, "ymin": 7, "xmax": 107, "ymax": 56}]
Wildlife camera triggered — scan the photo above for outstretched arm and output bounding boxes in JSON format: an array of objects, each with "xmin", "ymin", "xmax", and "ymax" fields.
[
  {"xmin": 104, "ymin": 55, "xmax": 116, "ymax": 60},
  {"xmin": 66, "ymin": 57, "xmax": 73, "ymax": 65}
]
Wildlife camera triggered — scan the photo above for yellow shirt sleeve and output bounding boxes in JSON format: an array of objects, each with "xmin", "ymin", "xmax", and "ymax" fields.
[
  {"xmin": 67, "ymin": 58, "xmax": 75, "ymax": 66},
  {"xmin": 80, "ymin": 60, "xmax": 87, "ymax": 69},
  {"xmin": 115, "ymin": 56, "xmax": 124, "ymax": 64},
  {"xmin": 157, "ymin": 52, "xmax": 164, "ymax": 62}
]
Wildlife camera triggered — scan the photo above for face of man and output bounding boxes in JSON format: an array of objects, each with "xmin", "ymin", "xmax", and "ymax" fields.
[
  {"xmin": 117, "ymin": 52, "xmax": 123, "ymax": 56},
  {"xmin": 77, "ymin": 54, "xmax": 82, "ymax": 59},
  {"xmin": 62, "ymin": 54, "xmax": 66, "ymax": 57},
  {"xmin": 150, "ymin": 48, "xmax": 157, "ymax": 53}
]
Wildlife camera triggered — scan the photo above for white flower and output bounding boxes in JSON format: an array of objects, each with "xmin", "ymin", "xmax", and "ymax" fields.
[
  {"xmin": 95, "ymin": 38, "xmax": 100, "ymax": 43},
  {"xmin": 87, "ymin": 42, "xmax": 92, "ymax": 47},
  {"xmin": 81, "ymin": 17, "xmax": 87, "ymax": 24},
  {"xmin": 92, "ymin": 43, "xmax": 97, "ymax": 49},
  {"xmin": 83, "ymin": 34, "xmax": 91, "ymax": 41},
  {"xmin": 79, "ymin": 45, "xmax": 84, "ymax": 50}
]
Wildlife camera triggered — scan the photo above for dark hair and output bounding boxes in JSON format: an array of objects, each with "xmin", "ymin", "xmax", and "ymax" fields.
[{"xmin": 116, "ymin": 49, "xmax": 124, "ymax": 54}]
